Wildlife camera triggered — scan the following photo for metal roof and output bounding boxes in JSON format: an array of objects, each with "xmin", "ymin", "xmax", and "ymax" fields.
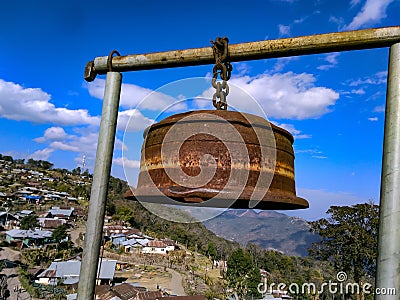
[
  {"xmin": 48, "ymin": 207, "xmax": 74, "ymax": 217},
  {"xmin": 38, "ymin": 260, "xmax": 117, "ymax": 279},
  {"xmin": 5, "ymin": 229, "xmax": 27, "ymax": 238},
  {"xmin": 6, "ymin": 229, "xmax": 52, "ymax": 239},
  {"xmin": 26, "ymin": 229, "xmax": 53, "ymax": 239},
  {"xmin": 146, "ymin": 240, "xmax": 167, "ymax": 248},
  {"xmin": 63, "ymin": 276, "xmax": 80, "ymax": 285},
  {"xmin": 121, "ymin": 238, "xmax": 141, "ymax": 247}
]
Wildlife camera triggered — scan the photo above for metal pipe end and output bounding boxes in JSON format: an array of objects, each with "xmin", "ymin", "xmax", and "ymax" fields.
[{"xmin": 84, "ymin": 61, "xmax": 97, "ymax": 82}]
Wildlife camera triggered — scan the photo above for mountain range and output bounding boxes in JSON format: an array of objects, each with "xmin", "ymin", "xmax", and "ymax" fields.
[{"xmin": 203, "ymin": 209, "xmax": 320, "ymax": 257}]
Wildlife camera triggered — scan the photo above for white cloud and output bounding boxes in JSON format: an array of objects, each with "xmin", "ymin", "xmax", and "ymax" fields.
[
  {"xmin": 344, "ymin": 0, "xmax": 395, "ymax": 30},
  {"xmin": 294, "ymin": 16, "xmax": 307, "ymax": 24},
  {"xmin": 35, "ymin": 129, "xmax": 97, "ymax": 158},
  {"xmin": 233, "ymin": 63, "xmax": 251, "ymax": 76},
  {"xmin": 0, "ymin": 79, "xmax": 99, "ymax": 126},
  {"xmin": 117, "ymin": 109, "xmax": 154, "ymax": 132},
  {"xmin": 205, "ymin": 72, "xmax": 339, "ymax": 120},
  {"xmin": 342, "ymin": 88, "xmax": 366, "ymax": 96},
  {"xmin": 113, "ymin": 157, "xmax": 140, "ymax": 169},
  {"xmin": 30, "ymin": 109, "xmax": 147, "ymax": 166},
  {"xmin": 275, "ymin": 123, "xmax": 312, "ymax": 139},
  {"xmin": 296, "ymin": 149, "xmax": 323, "ymax": 155},
  {"xmin": 34, "ymin": 127, "xmax": 68, "ymax": 143},
  {"xmin": 33, "ymin": 126, "xmax": 126, "ymax": 165},
  {"xmin": 376, "ymin": 71, "xmax": 388, "ymax": 78},
  {"xmin": 30, "ymin": 148, "xmax": 54, "ymax": 160},
  {"xmin": 87, "ymin": 79, "xmax": 182, "ymax": 111},
  {"xmin": 351, "ymin": 89, "xmax": 366, "ymax": 95},
  {"xmin": 368, "ymin": 117, "xmax": 379, "ymax": 121},
  {"xmin": 373, "ymin": 105, "xmax": 385, "ymax": 112},
  {"xmin": 350, "ymin": 0, "xmax": 363, "ymax": 7},
  {"xmin": 49, "ymin": 141, "xmax": 80, "ymax": 152},
  {"xmin": 329, "ymin": 16, "xmax": 345, "ymax": 26},
  {"xmin": 273, "ymin": 57, "xmax": 298, "ymax": 72},
  {"xmin": 348, "ymin": 71, "xmax": 387, "ymax": 86},
  {"xmin": 317, "ymin": 53, "xmax": 340, "ymax": 71},
  {"xmin": 278, "ymin": 24, "xmax": 291, "ymax": 36}
]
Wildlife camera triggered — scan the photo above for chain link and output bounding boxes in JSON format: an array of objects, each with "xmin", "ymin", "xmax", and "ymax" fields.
[{"xmin": 211, "ymin": 37, "xmax": 232, "ymax": 110}]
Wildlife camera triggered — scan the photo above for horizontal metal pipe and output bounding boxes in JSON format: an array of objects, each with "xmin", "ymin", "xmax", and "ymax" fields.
[{"xmin": 85, "ymin": 26, "xmax": 400, "ymax": 81}]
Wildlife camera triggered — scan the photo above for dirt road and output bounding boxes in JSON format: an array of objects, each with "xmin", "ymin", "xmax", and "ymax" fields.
[
  {"xmin": 0, "ymin": 247, "xmax": 33, "ymax": 300},
  {"xmin": 167, "ymin": 268, "xmax": 186, "ymax": 295}
]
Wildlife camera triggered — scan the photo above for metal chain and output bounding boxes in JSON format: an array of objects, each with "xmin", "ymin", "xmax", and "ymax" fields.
[{"xmin": 211, "ymin": 37, "xmax": 232, "ymax": 110}]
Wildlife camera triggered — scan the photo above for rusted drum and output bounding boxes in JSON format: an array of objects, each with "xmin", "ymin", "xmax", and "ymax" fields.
[{"xmin": 125, "ymin": 110, "xmax": 308, "ymax": 210}]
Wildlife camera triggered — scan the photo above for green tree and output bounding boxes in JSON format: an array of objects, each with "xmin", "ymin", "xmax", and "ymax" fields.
[
  {"xmin": 39, "ymin": 160, "xmax": 53, "ymax": 170},
  {"xmin": 52, "ymin": 224, "xmax": 68, "ymax": 243},
  {"xmin": 2, "ymin": 155, "xmax": 13, "ymax": 163},
  {"xmin": 72, "ymin": 167, "xmax": 81, "ymax": 175},
  {"xmin": 27, "ymin": 158, "xmax": 38, "ymax": 167},
  {"xmin": 20, "ymin": 215, "xmax": 39, "ymax": 230},
  {"xmin": 105, "ymin": 200, "xmax": 116, "ymax": 216},
  {"xmin": 82, "ymin": 168, "xmax": 91, "ymax": 177},
  {"xmin": 226, "ymin": 248, "xmax": 261, "ymax": 299},
  {"xmin": 57, "ymin": 183, "xmax": 70, "ymax": 193},
  {"xmin": 114, "ymin": 206, "xmax": 138, "ymax": 227},
  {"xmin": 207, "ymin": 242, "xmax": 218, "ymax": 260},
  {"xmin": 14, "ymin": 158, "xmax": 25, "ymax": 165},
  {"xmin": 309, "ymin": 202, "xmax": 378, "ymax": 292}
]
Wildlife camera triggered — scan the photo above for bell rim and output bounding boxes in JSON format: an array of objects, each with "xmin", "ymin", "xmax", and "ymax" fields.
[{"xmin": 124, "ymin": 187, "xmax": 309, "ymax": 210}]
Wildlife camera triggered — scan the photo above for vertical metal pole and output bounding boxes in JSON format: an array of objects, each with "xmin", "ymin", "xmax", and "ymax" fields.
[
  {"xmin": 375, "ymin": 42, "xmax": 400, "ymax": 300},
  {"xmin": 77, "ymin": 71, "xmax": 122, "ymax": 300}
]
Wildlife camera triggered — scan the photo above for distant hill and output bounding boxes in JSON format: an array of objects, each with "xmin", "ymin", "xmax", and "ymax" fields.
[{"xmin": 203, "ymin": 209, "xmax": 320, "ymax": 257}]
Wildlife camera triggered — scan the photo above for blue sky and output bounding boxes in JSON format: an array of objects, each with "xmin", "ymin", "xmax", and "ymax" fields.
[{"xmin": 0, "ymin": 0, "xmax": 399, "ymax": 220}]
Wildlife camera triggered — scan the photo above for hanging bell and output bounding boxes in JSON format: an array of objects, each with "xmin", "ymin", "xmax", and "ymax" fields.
[{"xmin": 125, "ymin": 109, "xmax": 308, "ymax": 210}]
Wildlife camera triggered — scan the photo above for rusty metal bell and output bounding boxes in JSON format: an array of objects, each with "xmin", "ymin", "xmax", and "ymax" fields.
[{"xmin": 125, "ymin": 110, "xmax": 308, "ymax": 210}]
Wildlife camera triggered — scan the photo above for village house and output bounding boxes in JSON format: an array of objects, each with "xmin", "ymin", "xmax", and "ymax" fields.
[
  {"xmin": 94, "ymin": 283, "xmax": 163, "ymax": 300},
  {"xmin": 14, "ymin": 189, "xmax": 33, "ymax": 197},
  {"xmin": 66, "ymin": 196, "xmax": 79, "ymax": 204},
  {"xmin": 24, "ymin": 195, "xmax": 43, "ymax": 204},
  {"xmin": 68, "ymin": 282, "xmax": 201, "ymax": 300},
  {"xmin": 142, "ymin": 240, "xmax": 169, "ymax": 255},
  {"xmin": 0, "ymin": 211, "xmax": 18, "ymax": 228},
  {"xmin": 110, "ymin": 233, "xmax": 127, "ymax": 246},
  {"xmin": 36, "ymin": 259, "xmax": 117, "ymax": 286},
  {"xmin": 5, "ymin": 228, "xmax": 53, "ymax": 248},
  {"xmin": 103, "ymin": 225, "xmax": 138, "ymax": 236},
  {"xmin": 161, "ymin": 239, "xmax": 178, "ymax": 252},
  {"xmin": 72, "ymin": 208, "xmax": 86, "ymax": 220},
  {"xmin": 121, "ymin": 238, "xmax": 150, "ymax": 254},
  {"xmin": 16, "ymin": 210, "xmax": 35, "ymax": 219},
  {"xmin": 213, "ymin": 260, "xmax": 227, "ymax": 272},
  {"xmin": 46, "ymin": 206, "xmax": 74, "ymax": 220},
  {"xmin": 45, "ymin": 193, "xmax": 62, "ymax": 201},
  {"xmin": 0, "ymin": 192, "xmax": 12, "ymax": 202},
  {"xmin": 38, "ymin": 217, "xmax": 67, "ymax": 229}
]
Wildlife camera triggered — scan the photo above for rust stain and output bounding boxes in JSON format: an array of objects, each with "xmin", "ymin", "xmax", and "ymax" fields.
[{"xmin": 127, "ymin": 110, "xmax": 308, "ymax": 210}]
